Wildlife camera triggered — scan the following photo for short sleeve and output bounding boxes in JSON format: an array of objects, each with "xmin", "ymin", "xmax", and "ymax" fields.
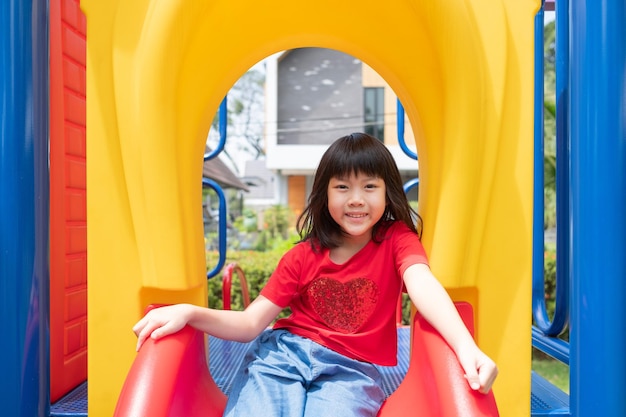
[
  {"xmin": 390, "ymin": 222, "xmax": 429, "ymax": 277},
  {"xmin": 260, "ymin": 243, "xmax": 306, "ymax": 308}
]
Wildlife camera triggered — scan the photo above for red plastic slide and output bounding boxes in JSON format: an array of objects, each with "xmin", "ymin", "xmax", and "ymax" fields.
[
  {"xmin": 113, "ymin": 323, "xmax": 226, "ymax": 417},
  {"xmin": 114, "ymin": 302, "xmax": 498, "ymax": 417},
  {"xmin": 377, "ymin": 302, "xmax": 499, "ymax": 416}
]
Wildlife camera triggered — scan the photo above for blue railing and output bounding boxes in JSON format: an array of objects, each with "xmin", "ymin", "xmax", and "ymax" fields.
[
  {"xmin": 204, "ymin": 98, "xmax": 228, "ymax": 160},
  {"xmin": 531, "ymin": 0, "xmax": 570, "ymax": 363},
  {"xmin": 396, "ymin": 99, "xmax": 417, "ymax": 161},
  {"xmin": 396, "ymin": 99, "xmax": 420, "ymax": 196},
  {"xmin": 203, "ymin": 178, "xmax": 227, "ymax": 278},
  {"xmin": 205, "ymin": 97, "xmax": 229, "ymax": 279}
]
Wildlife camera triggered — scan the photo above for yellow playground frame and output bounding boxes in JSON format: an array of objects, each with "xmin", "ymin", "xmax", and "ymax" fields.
[{"xmin": 82, "ymin": 1, "xmax": 539, "ymax": 415}]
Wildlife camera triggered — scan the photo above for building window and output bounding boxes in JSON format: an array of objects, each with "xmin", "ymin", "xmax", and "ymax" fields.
[{"xmin": 364, "ymin": 87, "xmax": 384, "ymax": 140}]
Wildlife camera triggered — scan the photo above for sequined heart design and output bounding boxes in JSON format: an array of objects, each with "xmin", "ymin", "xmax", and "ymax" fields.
[{"xmin": 306, "ymin": 277, "xmax": 378, "ymax": 333}]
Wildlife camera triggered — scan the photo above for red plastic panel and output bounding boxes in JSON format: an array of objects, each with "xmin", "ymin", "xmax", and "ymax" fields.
[
  {"xmin": 65, "ymin": 123, "xmax": 86, "ymax": 156},
  {"xmin": 63, "ymin": 54, "xmax": 86, "ymax": 94},
  {"xmin": 63, "ymin": 90, "xmax": 86, "ymax": 125},
  {"xmin": 49, "ymin": 0, "xmax": 88, "ymax": 403},
  {"xmin": 61, "ymin": 0, "xmax": 86, "ymax": 34}
]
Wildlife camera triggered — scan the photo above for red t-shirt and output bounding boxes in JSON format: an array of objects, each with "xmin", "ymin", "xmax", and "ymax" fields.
[{"xmin": 261, "ymin": 221, "xmax": 429, "ymax": 366}]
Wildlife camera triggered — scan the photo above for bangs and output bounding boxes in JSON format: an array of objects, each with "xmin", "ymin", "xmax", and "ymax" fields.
[{"xmin": 324, "ymin": 136, "xmax": 389, "ymax": 179}]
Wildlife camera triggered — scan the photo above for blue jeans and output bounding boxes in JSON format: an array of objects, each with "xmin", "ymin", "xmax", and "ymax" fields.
[{"xmin": 223, "ymin": 329, "xmax": 386, "ymax": 417}]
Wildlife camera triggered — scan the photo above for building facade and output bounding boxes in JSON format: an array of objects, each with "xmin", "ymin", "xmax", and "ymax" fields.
[{"xmin": 264, "ymin": 48, "xmax": 419, "ymax": 218}]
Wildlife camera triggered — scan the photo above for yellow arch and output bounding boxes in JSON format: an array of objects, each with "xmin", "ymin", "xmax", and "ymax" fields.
[{"xmin": 82, "ymin": 0, "xmax": 539, "ymax": 415}]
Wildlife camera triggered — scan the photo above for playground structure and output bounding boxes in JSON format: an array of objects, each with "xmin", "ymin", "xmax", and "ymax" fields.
[
  {"xmin": 0, "ymin": 0, "xmax": 624, "ymax": 416},
  {"xmin": 113, "ymin": 302, "xmax": 498, "ymax": 417}
]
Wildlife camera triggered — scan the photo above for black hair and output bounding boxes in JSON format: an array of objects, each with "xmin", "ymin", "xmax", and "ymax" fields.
[{"xmin": 297, "ymin": 132, "xmax": 422, "ymax": 249}]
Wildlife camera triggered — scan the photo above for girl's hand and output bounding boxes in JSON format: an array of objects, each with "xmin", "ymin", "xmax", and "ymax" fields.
[
  {"xmin": 456, "ymin": 345, "xmax": 499, "ymax": 394},
  {"xmin": 132, "ymin": 304, "xmax": 195, "ymax": 351}
]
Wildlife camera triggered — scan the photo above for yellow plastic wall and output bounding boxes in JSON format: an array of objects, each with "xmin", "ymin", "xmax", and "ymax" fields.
[{"xmin": 81, "ymin": 0, "xmax": 539, "ymax": 415}]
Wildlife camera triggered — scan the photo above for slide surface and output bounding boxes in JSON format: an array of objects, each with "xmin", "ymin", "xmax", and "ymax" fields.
[
  {"xmin": 81, "ymin": 0, "xmax": 538, "ymax": 415},
  {"xmin": 114, "ymin": 303, "xmax": 499, "ymax": 417}
]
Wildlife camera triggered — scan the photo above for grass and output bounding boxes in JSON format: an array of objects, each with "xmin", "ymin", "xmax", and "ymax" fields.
[{"xmin": 532, "ymin": 355, "xmax": 570, "ymax": 394}]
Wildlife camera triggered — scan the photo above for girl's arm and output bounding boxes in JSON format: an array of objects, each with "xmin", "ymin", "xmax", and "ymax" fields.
[
  {"xmin": 132, "ymin": 295, "xmax": 283, "ymax": 351},
  {"xmin": 403, "ymin": 263, "xmax": 498, "ymax": 393}
]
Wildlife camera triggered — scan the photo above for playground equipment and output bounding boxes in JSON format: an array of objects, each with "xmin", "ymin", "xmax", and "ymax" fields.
[
  {"xmin": 82, "ymin": 2, "xmax": 536, "ymax": 415},
  {"xmin": 113, "ymin": 302, "xmax": 499, "ymax": 417},
  {"xmin": 1, "ymin": 0, "xmax": 625, "ymax": 416}
]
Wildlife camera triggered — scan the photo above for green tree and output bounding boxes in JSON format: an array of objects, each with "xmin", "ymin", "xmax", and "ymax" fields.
[
  {"xmin": 543, "ymin": 21, "xmax": 557, "ymax": 229},
  {"xmin": 208, "ymin": 66, "xmax": 266, "ymax": 174}
]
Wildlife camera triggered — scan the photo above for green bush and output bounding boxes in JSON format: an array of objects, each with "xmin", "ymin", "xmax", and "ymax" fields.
[
  {"xmin": 535, "ymin": 244, "xmax": 569, "ymax": 341},
  {"xmin": 207, "ymin": 250, "xmax": 281, "ymax": 309},
  {"xmin": 207, "ymin": 249, "xmax": 296, "ymax": 320},
  {"xmin": 543, "ymin": 246, "xmax": 557, "ymax": 318}
]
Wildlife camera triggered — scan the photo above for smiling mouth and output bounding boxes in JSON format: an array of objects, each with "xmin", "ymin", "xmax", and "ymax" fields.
[{"xmin": 346, "ymin": 213, "xmax": 367, "ymax": 218}]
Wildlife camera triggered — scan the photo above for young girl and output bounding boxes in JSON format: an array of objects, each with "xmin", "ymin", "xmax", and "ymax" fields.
[{"xmin": 133, "ymin": 132, "xmax": 498, "ymax": 417}]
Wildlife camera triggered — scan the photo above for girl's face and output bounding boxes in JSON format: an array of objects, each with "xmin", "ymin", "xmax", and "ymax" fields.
[{"xmin": 327, "ymin": 172, "xmax": 387, "ymax": 245}]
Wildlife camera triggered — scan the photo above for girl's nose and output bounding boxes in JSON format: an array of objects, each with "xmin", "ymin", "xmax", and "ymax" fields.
[{"xmin": 348, "ymin": 192, "xmax": 364, "ymax": 206}]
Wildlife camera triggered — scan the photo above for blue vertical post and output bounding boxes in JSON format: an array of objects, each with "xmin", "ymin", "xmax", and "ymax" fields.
[
  {"xmin": 0, "ymin": 1, "xmax": 49, "ymax": 416},
  {"xmin": 569, "ymin": 0, "xmax": 626, "ymax": 416},
  {"xmin": 553, "ymin": 0, "xmax": 570, "ymax": 333},
  {"xmin": 533, "ymin": 0, "xmax": 569, "ymax": 338}
]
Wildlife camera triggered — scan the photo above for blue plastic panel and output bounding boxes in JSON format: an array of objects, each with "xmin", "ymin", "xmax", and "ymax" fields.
[
  {"xmin": 0, "ymin": 0, "xmax": 49, "ymax": 416},
  {"xmin": 569, "ymin": 0, "xmax": 626, "ymax": 415}
]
